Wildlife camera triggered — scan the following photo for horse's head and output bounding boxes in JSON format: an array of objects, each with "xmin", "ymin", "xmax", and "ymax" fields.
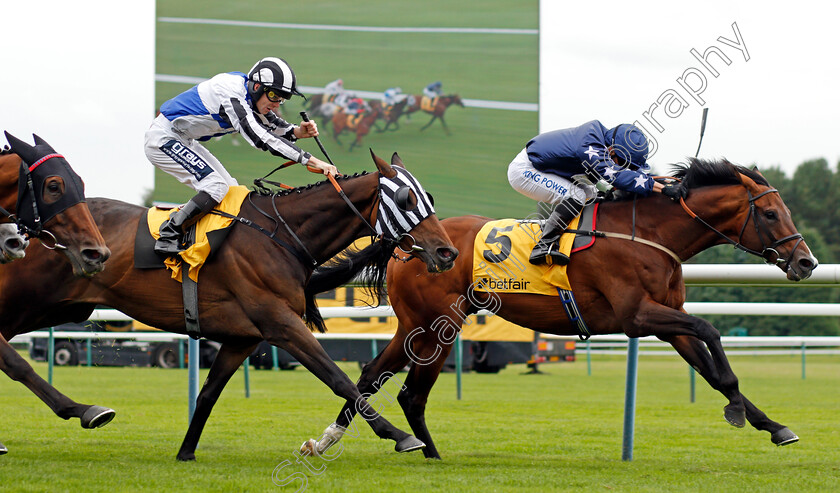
[
  {"xmin": 449, "ymin": 94, "xmax": 464, "ymax": 108},
  {"xmin": 736, "ymin": 167, "xmax": 817, "ymax": 281},
  {"xmin": 0, "ymin": 222, "xmax": 28, "ymax": 263},
  {"xmin": 3, "ymin": 132, "xmax": 110, "ymax": 277},
  {"xmin": 676, "ymin": 159, "xmax": 817, "ymax": 281},
  {"xmin": 369, "ymin": 150, "xmax": 458, "ymax": 272}
]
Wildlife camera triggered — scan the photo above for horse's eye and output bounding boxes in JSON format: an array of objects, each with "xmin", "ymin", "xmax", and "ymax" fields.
[
  {"xmin": 393, "ymin": 186, "xmax": 417, "ymax": 211},
  {"xmin": 764, "ymin": 210, "xmax": 777, "ymax": 221},
  {"xmin": 48, "ymin": 182, "xmax": 60, "ymax": 192}
]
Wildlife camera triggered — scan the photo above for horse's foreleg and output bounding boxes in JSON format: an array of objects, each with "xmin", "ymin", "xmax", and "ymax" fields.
[
  {"xmin": 398, "ymin": 348, "xmax": 453, "ymax": 459},
  {"xmin": 636, "ymin": 304, "xmax": 744, "ymax": 425},
  {"xmin": 741, "ymin": 394, "xmax": 799, "ymax": 445},
  {"xmin": 395, "ymin": 321, "xmax": 457, "ymax": 460},
  {"xmin": 304, "ymin": 332, "xmax": 413, "ymax": 456},
  {"xmin": 176, "ymin": 342, "xmax": 257, "ymax": 461},
  {"xmin": 0, "ymin": 335, "xmax": 114, "ymax": 428},
  {"xmin": 348, "ymin": 136, "xmax": 360, "ymax": 152},
  {"xmin": 0, "ymin": 441, "xmax": 6, "ymax": 455},
  {"xmin": 420, "ymin": 116, "xmax": 437, "ymax": 131},
  {"xmin": 439, "ymin": 115, "xmax": 451, "ymax": 136},
  {"xmin": 265, "ymin": 319, "xmax": 424, "ymax": 453},
  {"xmin": 664, "ymin": 333, "xmax": 796, "ymax": 445}
]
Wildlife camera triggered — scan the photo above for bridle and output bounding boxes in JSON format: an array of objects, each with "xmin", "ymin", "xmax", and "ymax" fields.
[
  {"xmin": 324, "ymin": 173, "xmax": 427, "ymax": 260},
  {"xmin": 249, "ymin": 164, "xmax": 429, "ymax": 265},
  {"xmin": 0, "ymin": 154, "xmax": 68, "ymax": 251},
  {"xmin": 678, "ymin": 185, "xmax": 803, "ymax": 268}
]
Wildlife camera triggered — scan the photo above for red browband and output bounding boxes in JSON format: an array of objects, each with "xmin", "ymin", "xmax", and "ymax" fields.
[{"xmin": 29, "ymin": 153, "xmax": 64, "ymax": 172}]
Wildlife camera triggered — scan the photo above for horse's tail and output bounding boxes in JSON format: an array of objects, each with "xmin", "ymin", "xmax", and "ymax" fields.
[{"xmin": 304, "ymin": 239, "xmax": 395, "ymax": 333}]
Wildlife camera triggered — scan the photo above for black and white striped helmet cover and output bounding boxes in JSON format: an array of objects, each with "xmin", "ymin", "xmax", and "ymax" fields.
[{"xmin": 375, "ymin": 166, "xmax": 436, "ymax": 238}]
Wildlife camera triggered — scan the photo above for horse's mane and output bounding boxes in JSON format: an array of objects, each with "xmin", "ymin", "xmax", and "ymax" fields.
[
  {"xmin": 601, "ymin": 158, "xmax": 768, "ymax": 203},
  {"xmin": 252, "ymin": 170, "xmax": 371, "ymax": 197},
  {"xmin": 303, "ymin": 239, "xmax": 396, "ymax": 333},
  {"xmin": 670, "ymin": 158, "xmax": 768, "ymax": 189}
]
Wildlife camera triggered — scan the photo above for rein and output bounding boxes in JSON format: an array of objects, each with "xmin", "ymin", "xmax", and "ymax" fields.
[
  {"xmin": 678, "ymin": 187, "xmax": 803, "ymax": 267},
  {"xmin": 242, "ymin": 164, "xmax": 427, "ymax": 267}
]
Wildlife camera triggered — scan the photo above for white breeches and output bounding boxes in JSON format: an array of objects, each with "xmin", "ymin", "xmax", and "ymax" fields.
[
  {"xmin": 144, "ymin": 114, "xmax": 238, "ymax": 203},
  {"xmin": 507, "ymin": 148, "xmax": 597, "ymax": 205}
]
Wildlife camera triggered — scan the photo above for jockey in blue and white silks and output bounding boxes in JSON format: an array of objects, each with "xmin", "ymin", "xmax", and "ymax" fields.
[
  {"xmin": 507, "ymin": 120, "xmax": 683, "ymax": 266},
  {"xmin": 144, "ymin": 57, "xmax": 337, "ymax": 255}
]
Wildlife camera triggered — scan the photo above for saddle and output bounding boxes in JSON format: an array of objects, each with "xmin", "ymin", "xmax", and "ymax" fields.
[
  {"xmin": 345, "ymin": 112, "xmax": 365, "ymax": 130},
  {"xmin": 134, "ymin": 186, "xmax": 250, "ymax": 282},
  {"xmin": 420, "ymin": 96, "xmax": 438, "ymax": 112},
  {"xmin": 134, "ymin": 186, "xmax": 250, "ymax": 339},
  {"xmin": 471, "ymin": 203, "xmax": 599, "ymax": 340}
]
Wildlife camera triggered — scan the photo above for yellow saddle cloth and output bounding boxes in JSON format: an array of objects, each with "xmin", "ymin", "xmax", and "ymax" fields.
[
  {"xmin": 346, "ymin": 113, "xmax": 365, "ymax": 130},
  {"xmin": 472, "ymin": 215, "xmax": 581, "ymax": 296},
  {"xmin": 147, "ymin": 186, "xmax": 250, "ymax": 283},
  {"xmin": 420, "ymin": 96, "xmax": 438, "ymax": 112}
]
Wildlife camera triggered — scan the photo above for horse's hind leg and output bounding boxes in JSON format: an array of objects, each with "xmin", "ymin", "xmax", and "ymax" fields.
[
  {"xmin": 264, "ymin": 316, "xmax": 424, "ymax": 453},
  {"xmin": 0, "ymin": 335, "xmax": 114, "ymax": 429},
  {"xmin": 304, "ymin": 331, "xmax": 413, "ymax": 456},
  {"xmin": 176, "ymin": 342, "xmax": 257, "ymax": 461}
]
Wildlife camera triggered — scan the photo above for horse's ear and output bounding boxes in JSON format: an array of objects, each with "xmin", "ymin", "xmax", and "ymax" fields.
[
  {"xmin": 4, "ymin": 131, "xmax": 36, "ymax": 163},
  {"xmin": 391, "ymin": 152, "xmax": 405, "ymax": 169},
  {"xmin": 32, "ymin": 133, "xmax": 56, "ymax": 152},
  {"xmin": 370, "ymin": 148, "xmax": 396, "ymax": 178}
]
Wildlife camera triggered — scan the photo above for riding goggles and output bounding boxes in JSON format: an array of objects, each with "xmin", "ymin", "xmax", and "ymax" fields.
[{"xmin": 264, "ymin": 88, "xmax": 287, "ymax": 103}]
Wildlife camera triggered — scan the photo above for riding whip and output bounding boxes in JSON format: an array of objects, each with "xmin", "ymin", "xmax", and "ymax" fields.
[
  {"xmin": 694, "ymin": 107, "xmax": 709, "ymax": 158},
  {"xmin": 300, "ymin": 111, "xmax": 337, "ymax": 166}
]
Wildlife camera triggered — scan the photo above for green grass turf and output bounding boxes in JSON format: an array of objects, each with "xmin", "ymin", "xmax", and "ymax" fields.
[
  {"xmin": 2, "ymin": 354, "xmax": 838, "ymax": 492},
  {"xmin": 152, "ymin": 1, "xmax": 539, "ymax": 219}
]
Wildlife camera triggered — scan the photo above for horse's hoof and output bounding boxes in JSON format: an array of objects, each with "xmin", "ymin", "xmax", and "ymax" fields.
[
  {"xmin": 0, "ymin": 443, "xmax": 7, "ymax": 455},
  {"xmin": 771, "ymin": 427, "xmax": 799, "ymax": 446},
  {"xmin": 723, "ymin": 406, "xmax": 746, "ymax": 428},
  {"xmin": 176, "ymin": 452, "xmax": 196, "ymax": 462},
  {"xmin": 300, "ymin": 439, "xmax": 318, "ymax": 456},
  {"xmin": 81, "ymin": 406, "xmax": 115, "ymax": 429},
  {"xmin": 394, "ymin": 436, "xmax": 425, "ymax": 453}
]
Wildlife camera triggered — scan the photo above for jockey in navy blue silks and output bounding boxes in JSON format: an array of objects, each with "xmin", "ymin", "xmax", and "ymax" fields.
[{"xmin": 507, "ymin": 120, "xmax": 684, "ymax": 266}]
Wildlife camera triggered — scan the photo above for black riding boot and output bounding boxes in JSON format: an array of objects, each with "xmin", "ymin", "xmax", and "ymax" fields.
[
  {"xmin": 155, "ymin": 191, "xmax": 219, "ymax": 255},
  {"xmin": 529, "ymin": 198, "xmax": 584, "ymax": 266}
]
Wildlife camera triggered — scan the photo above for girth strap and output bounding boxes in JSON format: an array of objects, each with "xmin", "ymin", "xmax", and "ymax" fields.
[
  {"xmin": 182, "ymin": 264, "xmax": 201, "ymax": 339},
  {"xmin": 565, "ymin": 229, "xmax": 683, "ymax": 264},
  {"xmin": 557, "ymin": 287, "xmax": 591, "ymax": 341}
]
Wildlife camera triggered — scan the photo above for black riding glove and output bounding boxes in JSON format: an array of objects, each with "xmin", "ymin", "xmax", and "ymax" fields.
[{"xmin": 661, "ymin": 184, "xmax": 687, "ymax": 202}]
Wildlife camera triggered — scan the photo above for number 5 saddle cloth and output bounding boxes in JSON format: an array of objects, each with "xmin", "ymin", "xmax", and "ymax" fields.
[{"xmin": 472, "ymin": 204, "xmax": 598, "ymax": 296}]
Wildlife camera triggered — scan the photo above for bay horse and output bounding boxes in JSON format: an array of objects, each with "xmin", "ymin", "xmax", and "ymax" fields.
[
  {"xmin": 418, "ymin": 94, "xmax": 464, "ymax": 135},
  {"xmin": 331, "ymin": 103, "xmax": 383, "ymax": 151},
  {"xmin": 0, "ymin": 132, "xmax": 110, "ymax": 274},
  {"xmin": 301, "ymin": 158, "xmax": 817, "ymax": 459},
  {"xmin": 376, "ymin": 98, "xmax": 411, "ymax": 133},
  {"xmin": 0, "ymin": 132, "xmax": 111, "ymax": 456},
  {"xmin": 0, "ymin": 150, "xmax": 458, "ymax": 461}
]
